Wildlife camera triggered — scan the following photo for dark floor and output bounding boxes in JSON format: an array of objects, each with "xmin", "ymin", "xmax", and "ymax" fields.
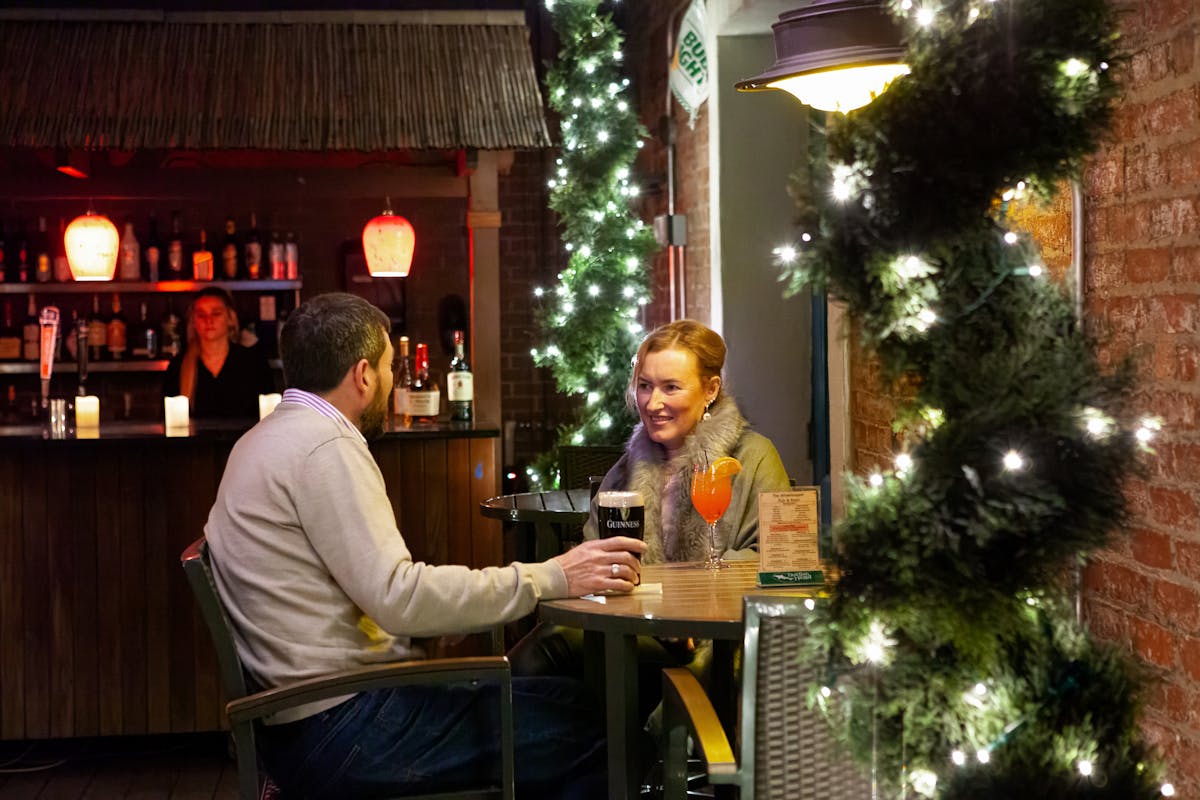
[{"xmin": 0, "ymin": 734, "xmax": 237, "ymax": 800}]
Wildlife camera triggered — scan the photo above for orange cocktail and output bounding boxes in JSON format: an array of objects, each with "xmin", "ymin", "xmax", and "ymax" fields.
[{"xmin": 691, "ymin": 457, "xmax": 741, "ymax": 569}]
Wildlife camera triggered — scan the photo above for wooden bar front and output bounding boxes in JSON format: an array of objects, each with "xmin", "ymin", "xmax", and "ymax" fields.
[{"xmin": 0, "ymin": 423, "xmax": 501, "ymax": 740}]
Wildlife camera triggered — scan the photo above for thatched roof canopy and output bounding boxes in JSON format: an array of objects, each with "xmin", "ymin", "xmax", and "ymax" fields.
[{"xmin": 0, "ymin": 11, "xmax": 551, "ymax": 151}]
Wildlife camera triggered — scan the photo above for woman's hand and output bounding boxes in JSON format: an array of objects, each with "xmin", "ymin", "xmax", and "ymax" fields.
[{"xmin": 553, "ymin": 536, "xmax": 647, "ymax": 596}]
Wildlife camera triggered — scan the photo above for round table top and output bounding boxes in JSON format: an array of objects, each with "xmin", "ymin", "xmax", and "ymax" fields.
[
  {"xmin": 539, "ymin": 560, "xmax": 827, "ymax": 640},
  {"xmin": 479, "ymin": 488, "xmax": 591, "ymax": 524}
]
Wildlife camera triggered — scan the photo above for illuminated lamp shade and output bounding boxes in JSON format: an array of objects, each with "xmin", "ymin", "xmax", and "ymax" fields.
[
  {"xmin": 362, "ymin": 201, "xmax": 416, "ymax": 278},
  {"xmin": 735, "ymin": 0, "xmax": 908, "ymax": 113},
  {"xmin": 64, "ymin": 211, "xmax": 119, "ymax": 281}
]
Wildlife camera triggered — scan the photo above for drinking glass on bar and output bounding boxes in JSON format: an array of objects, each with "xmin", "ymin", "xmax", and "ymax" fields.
[{"xmin": 596, "ymin": 490, "xmax": 644, "ymax": 559}]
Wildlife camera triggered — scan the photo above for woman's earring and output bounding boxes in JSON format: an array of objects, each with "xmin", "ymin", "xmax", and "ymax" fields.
[{"xmin": 702, "ymin": 402, "xmax": 712, "ymax": 421}]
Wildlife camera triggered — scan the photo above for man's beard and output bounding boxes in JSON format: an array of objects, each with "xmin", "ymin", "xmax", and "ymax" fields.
[{"xmin": 360, "ymin": 383, "xmax": 389, "ymax": 441}]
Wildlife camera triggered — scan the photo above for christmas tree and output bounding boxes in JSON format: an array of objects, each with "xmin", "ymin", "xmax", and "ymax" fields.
[
  {"xmin": 530, "ymin": 0, "xmax": 658, "ymax": 488},
  {"xmin": 780, "ymin": 0, "xmax": 1173, "ymax": 795}
]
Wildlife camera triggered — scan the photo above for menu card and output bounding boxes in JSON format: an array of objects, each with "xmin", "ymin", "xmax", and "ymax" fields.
[{"xmin": 757, "ymin": 487, "xmax": 824, "ymax": 587}]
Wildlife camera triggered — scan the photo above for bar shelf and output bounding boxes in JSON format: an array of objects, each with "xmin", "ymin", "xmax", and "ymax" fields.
[{"xmin": 0, "ymin": 279, "xmax": 301, "ymax": 295}]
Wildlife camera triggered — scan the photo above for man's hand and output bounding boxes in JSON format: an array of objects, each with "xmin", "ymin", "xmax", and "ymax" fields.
[{"xmin": 553, "ymin": 537, "xmax": 647, "ymax": 596}]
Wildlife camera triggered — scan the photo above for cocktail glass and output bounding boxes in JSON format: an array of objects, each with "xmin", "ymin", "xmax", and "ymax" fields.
[{"xmin": 691, "ymin": 461, "xmax": 735, "ymax": 569}]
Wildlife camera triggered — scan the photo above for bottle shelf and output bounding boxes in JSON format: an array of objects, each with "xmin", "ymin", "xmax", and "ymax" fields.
[
  {"xmin": 0, "ymin": 279, "xmax": 301, "ymax": 295},
  {"xmin": 0, "ymin": 358, "xmax": 282, "ymax": 375}
]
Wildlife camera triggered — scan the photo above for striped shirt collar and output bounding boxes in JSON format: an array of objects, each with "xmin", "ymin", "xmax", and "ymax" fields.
[{"xmin": 280, "ymin": 388, "xmax": 366, "ymax": 444}]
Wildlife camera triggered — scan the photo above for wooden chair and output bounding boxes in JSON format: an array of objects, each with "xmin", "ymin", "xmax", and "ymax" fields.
[
  {"xmin": 181, "ymin": 537, "xmax": 515, "ymax": 800},
  {"xmin": 661, "ymin": 596, "xmax": 870, "ymax": 800}
]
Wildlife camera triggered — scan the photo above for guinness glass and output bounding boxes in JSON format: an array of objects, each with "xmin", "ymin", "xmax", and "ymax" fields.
[{"xmin": 597, "ymin": 491, "xmax": 645, "ymax": 557}]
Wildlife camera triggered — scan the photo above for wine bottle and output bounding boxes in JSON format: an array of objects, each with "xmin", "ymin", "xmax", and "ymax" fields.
[
  {"xmin": 167, "ymin": 210, "xmax": 186, "ymax": 279},
  {"xmin": 269, "ymin": 230, "xmax": 286, "ymax": 280},
  {"xmin": 87, "ymin": 294, "xmax": 108, "ymax": 362},
  {"xmin": 106, "ymin": 294, "xmax": 127, "ymax": 360},
  {"xmin": 52, "ymin": 218, "xmax": 72, "ymax": 282},
  {"xmin": 284, "ymin": 231, "xmax": 299, "ymax": 280},
  {"xmin": 0, "ymin": 300, "xmax": 21, "ymax": 360},
  {"xmin": 244, "ymin": 212, "xmax": 263, "ymax": 280},
  {"xmin": 15, "ymin": 221, "xmax": 29, "ymax": 283},
  {"xmin": 34, "ymin": 216, "xmax": 52, "ymax": 283},
  {"xmin": 408, "ymin": 342, "xmax": 440, "ymax": 424},
  {"xmin": 447, "ymin": 330, "xmax": 473, "ymax": 422},
  {"xmin": 144, "ymin": 213, "xmax": 162, "ymax": 282},
  {"xmin": 221, "ymin": 215, "xmax": 240, "ymax": 279},
  {"xmin": 22, "ymin": 295, "xmax": 39, "ymax": 362},
  {"xmin": 393, "ymin": 335, "xmax": 413, "ymax": 426},
  {"xmin": 130, "ymin": 301, "xmax": 158, "ymax": 360},
  {"xmin": 192, "ymin": 228, "xmax": 214, "ymax": 281},
  {"xmin": 118, "ymin": 218, "xmax": 140, "ymax": 281},
  {"xmin": 160, "ymin": 299, "xmax": 182, "ymax": 359}
]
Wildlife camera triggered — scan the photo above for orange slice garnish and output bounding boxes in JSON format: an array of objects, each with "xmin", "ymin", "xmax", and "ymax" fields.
[{"xmin": 711, "ymin": 456, "xmax": 742, "ymax": 479}]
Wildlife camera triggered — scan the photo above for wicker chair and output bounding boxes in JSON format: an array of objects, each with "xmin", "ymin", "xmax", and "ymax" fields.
[
  {"xmin": 558, "ymin": 444, "xmax": 625, "ymax": 492},
  {"xmin": 182, "ymin": 537, "xmax": 515, "ymax": 800},
  {"xmin": 662, "ymin": 596, "xmax": 870, "ymax": 800}
]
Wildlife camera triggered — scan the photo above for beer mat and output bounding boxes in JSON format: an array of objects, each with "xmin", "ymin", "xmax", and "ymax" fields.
[
  {"xmin": 580, "ymin": 583, "xmax": 660, "ymax": 602},
  {"xmin": 580, "ymin": 594, "xmax": 608, "ymax": 603},
  {"xmin": 633, "ymin": 582, "xmax": 662, "ymax": 595}
]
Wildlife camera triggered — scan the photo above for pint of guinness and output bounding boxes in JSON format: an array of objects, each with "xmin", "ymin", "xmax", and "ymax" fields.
[{"xmin": 596, "ymin": 491, "xmax": 645, "ymax": 555}]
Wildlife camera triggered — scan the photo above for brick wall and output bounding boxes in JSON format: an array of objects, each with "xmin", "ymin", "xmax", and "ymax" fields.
[
  {"xmin": 999, "ymin": 0, "xmax": 1200, "ymax": 791},
  {"xmin": 622, "ymin": 2, "xmax": 712, "ymax": 327}
]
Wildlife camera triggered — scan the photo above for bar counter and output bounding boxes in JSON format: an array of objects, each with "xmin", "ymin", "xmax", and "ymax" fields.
[{"xmin": 0, "ymin": 418, "xmax": 502, "ymax": 741}]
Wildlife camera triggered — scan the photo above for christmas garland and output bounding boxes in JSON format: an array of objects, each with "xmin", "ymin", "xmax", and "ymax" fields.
[{"xmin": 782, "ymin": 0, "xmax": 1171, "ymax": 795}]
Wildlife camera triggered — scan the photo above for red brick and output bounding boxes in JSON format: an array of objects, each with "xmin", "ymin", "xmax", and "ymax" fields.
[
  {"xmin": 1131, "ymin": 615, "xmax": 1176, "ymax": 667},
  {"xmin": 1168, "ymin": 138, "xmax": 1200, "ymax": 187},
  {"xmin": 1179, "ymin": 635, "xmax": 1200, "ymax": 681},
  {"xmin": 1126, "ymin": 146, "xmax": 1167, "ymax": 195},
  {"xmin": 1127, "ymin": 248, "xmax": 1171, "ymax": 283},
  {"xmin": 1177, "ymin": 540, "xmax": 1200, "ymax": 583},
  {"xmin": 1087, "ymin": 151, "xmax": 1124, "ymax": 196},
  {"xmin": 1145, "ymin": 681, "xmax": 1191, "ymax": 725},
  {"xmin": 1145, "ymin": 88, "xmax": 1200, "ymax": 138},
  {"xmin": 1149, "ymin": 486, "xmax": 1199, "ymax": 528},
  {"xmin": 1171, "ymin": 247, "xmax": 1200, "ymax": 282},
  {"xmin": 1084, "ymin": 598, "xmax": 1129, "ymax": 643},
  {"xmin": 1085, "ymin": 557, "xmax": 1153, "ymax": 608},
  {"xmin": 1133, "ymin": 528, "xmax": 1175, "ymax": 569},
  {"xmin": 1154, "ymin": 577, "xmax": 1200, "ymax": 631},
  {"xmin": 1154, "ymin": 294, "xmax": 1200, "ymax": 333}
]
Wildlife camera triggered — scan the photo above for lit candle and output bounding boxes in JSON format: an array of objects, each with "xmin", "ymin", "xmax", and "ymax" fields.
[
  {"xmin": 75, "ymin": 395, "xmax": 100, "ymax": 428},
  {"xmin": 164, "ymin": 395, "xmax": 190, "ymax": 431},
  {"xmin": 258, "ymin": 393, "xmax": 282, "ymax": 420}
]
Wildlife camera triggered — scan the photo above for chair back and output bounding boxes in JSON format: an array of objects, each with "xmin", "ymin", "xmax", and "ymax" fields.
[
  {"xmin": 558, "ymin": 445, "xmax": 624, "ymax": 491},
  {"xmin": 181, "ymin": 536, "xmax": 261, "ymax": 800},
  {"xmin": 740, "ymin": 596, "xmax": 871, "ymax": 800}
]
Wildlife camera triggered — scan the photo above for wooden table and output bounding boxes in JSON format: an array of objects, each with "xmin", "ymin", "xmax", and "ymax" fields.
[
  {"xmin": 539, "ymin": 560, "xmax": 825, "ymax": 800},
  {"xmin": 480, "ymin": 488, "xmax": 591, "ymax": 561}
]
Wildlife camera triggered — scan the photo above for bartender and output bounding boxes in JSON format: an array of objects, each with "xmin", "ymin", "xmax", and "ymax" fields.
[{"xmin": 163, "ymin": 287, "xmax": 274, "ymax": 419}]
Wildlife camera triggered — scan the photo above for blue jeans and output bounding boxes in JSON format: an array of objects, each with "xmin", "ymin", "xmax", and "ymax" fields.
[{"xmin": 257, "ymin": 676, "xmax": 606, "ymax": 799}]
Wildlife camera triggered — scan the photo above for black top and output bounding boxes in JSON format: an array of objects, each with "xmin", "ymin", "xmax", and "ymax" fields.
[{"xmin": 163, "ymin": 344, "xmax": 275, "ymax": 420}]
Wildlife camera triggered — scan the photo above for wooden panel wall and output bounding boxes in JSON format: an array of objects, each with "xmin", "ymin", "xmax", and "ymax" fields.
[{"xmin": 0, "ymin": 433, "xmax": 500, "ymax": 740}]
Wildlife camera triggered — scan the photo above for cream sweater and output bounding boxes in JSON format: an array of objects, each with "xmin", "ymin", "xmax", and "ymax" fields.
[{"xmin": 205, "ymin": 401, "xmax": 567, "ymax": 722}]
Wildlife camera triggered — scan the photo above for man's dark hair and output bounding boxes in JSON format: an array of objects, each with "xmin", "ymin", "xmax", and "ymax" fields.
[{"xmin": 280, "ymin": 293, "xmax": 391, "ymax": 393}]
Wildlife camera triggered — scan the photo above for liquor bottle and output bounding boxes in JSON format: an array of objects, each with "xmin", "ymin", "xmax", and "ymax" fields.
[
  {"xmin": 447, "ymin": 330, "xmax": 473, "ymax": 422},
  {"xmin": 2, "ymin": 384, "xmax": 18, "ymax": 424},
  {"xmin": 0, "ymin": 300, "xmax": 20, "ymax": 360},
  {"xmin": 144, "ymin": 213, "xmax": 162, "ymax": 282},
  {"xmin": 130, "ymin": 301, "xmax": 158, "ymax": 360},
  {"xmin": 87, "ymin": 294, "xmax": 108, "ymax": 362},
  {"xmin": 284, "ymin": 231, "xmax": 299, "ymax": 280},
  {"xmin": 244, "ymin": 212, "xmax": 263, "ymax": 280},
  {"xmin": 21, "ymin": 295, "xmax": 39, "ymax": 361},
  {"xmin": 106, "ymin": 294, "xmax": 128, "ymax": 360},
  {"xmin": 192, "ymin": 228, "xmax": 214, "ymax": 281},
  {"xmin": 221, "ymin": 215, "xmax": 240, "ymax": 279},
  {"xmin": 64, "ymin": 309, "xmax": 79, "ymax": 362},
  {"xmin": 0, "ymin": 221, "xmax": 7, "ymax": 282},
  {"xmin": 393, "ymin": 335, "xmax": 413, "ymax": 426},
  {"xmin": 408, "ymin": 342, "xmax": 440, "ymax": 424},
  {"xmin": 52, "ymin": 218, "xmax": 72, "ymax": 282},
  {"xmin": 256, "ymin": 294, "xmax": 278, "ymax": 356},
  {"xmin": 118, "ymin": 218, "xmax": 141, "ymax": 281},
  {"xmin": 33, "ymin": 216, "xmax": 52, "ymax": 283},
  {"xmin": 269, "ymin": 230, "xmax": 286, "ymax": 279},
  {"xmin": 14, "ymin": 221, "xmax": 29, "ymax": 283},
  {"xmin": 167, "ymin": 210, "xmax": 187, "ymax": 279},
  {"xmin": 160, "ymin": 299, "xmax": 181, "ymax": 359}
]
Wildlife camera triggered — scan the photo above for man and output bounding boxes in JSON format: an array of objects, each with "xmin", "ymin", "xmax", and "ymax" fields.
[{"xmin": 206, "ymin": 293, "xmax": 644, "ymax": 798}]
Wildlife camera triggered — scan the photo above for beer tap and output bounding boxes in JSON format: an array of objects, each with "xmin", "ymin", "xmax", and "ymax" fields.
[
  {"xmin": 38, "ymin": 306, "xmax": 61, "ymax": 413},
  {"xmin": 75, "ymin": 317, "xmax": 89, "ymax": 397}
]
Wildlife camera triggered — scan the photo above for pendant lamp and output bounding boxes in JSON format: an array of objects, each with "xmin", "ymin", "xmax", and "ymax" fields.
[
  {"xmin": 735, "ymin": 0, "xmax": 908, "ymax": 113},
  {"xmin": 362, "ymin": 198, "xmax": 416, "ymax": 278},
  {"xmin": 64, "ymin": 210, "xmax": 119, "ymax": 281}
]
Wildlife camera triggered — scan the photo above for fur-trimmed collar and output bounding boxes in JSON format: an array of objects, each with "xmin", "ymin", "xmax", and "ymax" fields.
[{"xmin": 623, "ymin": 395, "xmax": 747, "ymax": 562}]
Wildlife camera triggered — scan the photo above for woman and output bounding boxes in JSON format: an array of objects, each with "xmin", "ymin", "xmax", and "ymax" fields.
[
  {"xmin": 512, "ymin": 321, "xmax": 789, "ymax": 727},
  {"xmin": 163, "ymin": 287, "xmax": 274, "ymax": 419},
  {"xmin": 584, "ymin": 319, "xmax": 790, "ymax": 561}
]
